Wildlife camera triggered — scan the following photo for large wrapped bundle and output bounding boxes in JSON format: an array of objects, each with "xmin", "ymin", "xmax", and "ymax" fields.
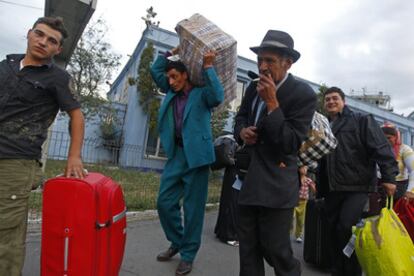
[{"xmin": 175, "ymin": 13, "xmax": 237, "ymax": 108}]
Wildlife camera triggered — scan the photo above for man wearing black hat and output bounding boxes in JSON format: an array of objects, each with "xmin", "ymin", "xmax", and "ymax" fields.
[{"xmin": 234, "ymin": 30, "xmax": 317, "ymax": 276}]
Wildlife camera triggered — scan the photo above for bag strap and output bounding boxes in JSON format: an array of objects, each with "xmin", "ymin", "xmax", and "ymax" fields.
[{"xmin": 386, "ymin": 196, "xmax": 394, "ymax": 209}]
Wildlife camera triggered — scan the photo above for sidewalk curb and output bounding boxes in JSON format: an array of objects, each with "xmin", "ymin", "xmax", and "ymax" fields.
[{"xmin": 27, "ymin": 203, "xmax": 219, "ymax": 233}]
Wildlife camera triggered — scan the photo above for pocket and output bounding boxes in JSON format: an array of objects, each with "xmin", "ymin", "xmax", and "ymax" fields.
[
  {"xmin": 17, "ymin": 78, "xmax": 48, "ymax": 103},
  {"xmin": 0, "ymin": 190, "xmax": 30, "ymax": 230}
]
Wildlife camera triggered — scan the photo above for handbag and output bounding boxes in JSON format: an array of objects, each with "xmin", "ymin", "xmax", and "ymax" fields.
[
  {"xmin": 210, "ymin": 135, "xmax": 236, "ymax": 171},
  {"xmin": 234, "ymin": 145, "xmax": 252, "ymax": 180}
]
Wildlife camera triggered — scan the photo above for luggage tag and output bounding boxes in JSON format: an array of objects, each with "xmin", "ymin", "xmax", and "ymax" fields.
[
  {"xmin": 343, "ymin": 220, "xmax": 364, "ymax": 258},
  {"xmin": 343, "ymin": 233, "xmax": 357, "ymax": 258}
]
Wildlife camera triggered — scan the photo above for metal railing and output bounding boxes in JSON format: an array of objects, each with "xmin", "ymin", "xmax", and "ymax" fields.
[{"xmin": 28, "ymin": 132, "xmax": 224, "ymax": 224}]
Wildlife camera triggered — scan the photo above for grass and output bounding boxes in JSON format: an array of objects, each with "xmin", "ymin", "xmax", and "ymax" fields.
[{"xmin": 29, "ymin": 160, "xmax": 223, "ymax": 218}]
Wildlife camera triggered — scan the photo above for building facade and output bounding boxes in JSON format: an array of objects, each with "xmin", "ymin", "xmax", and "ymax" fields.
[{"xmin": 51, "ymin": 25, "xmax": 414, "ymax": 170}]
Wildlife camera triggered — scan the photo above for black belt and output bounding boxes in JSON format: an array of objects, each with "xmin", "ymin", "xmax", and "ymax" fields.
[{"xmin": 175, "ymin": 137, "xmax": 183, "ymax": 147}]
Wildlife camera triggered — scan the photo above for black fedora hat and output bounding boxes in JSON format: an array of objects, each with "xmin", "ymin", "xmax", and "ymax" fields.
[{"xmin": 250, "ymin": 30, "xmax": 301, "ymax": 62}]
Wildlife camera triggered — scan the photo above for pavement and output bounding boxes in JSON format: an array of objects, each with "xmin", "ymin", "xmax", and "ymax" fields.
[{"xmin": 23, "ymin": 210, "xmax": 330, "ymax": 276}]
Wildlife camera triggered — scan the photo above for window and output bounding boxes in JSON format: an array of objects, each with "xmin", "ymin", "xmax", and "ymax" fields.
[
  {"xmin": 145, "ymin": 128, "xmax": 167, "ymax": 159},
  {"xmin": 229, "ymin": 80, "xmax": 245, "ymax": 112}
]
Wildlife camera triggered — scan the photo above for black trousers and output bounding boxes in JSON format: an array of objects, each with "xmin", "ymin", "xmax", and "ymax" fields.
[
  {"xmin": 238, "ymin": 205, "xmax": 301, "ymax": 276},
  {"xmin": 214, "ymin": 166, "xmax": 239, "ymax": 242},
  {"xmin": 324, "ymin": 192, "xmax": 368, "ymax": 276}
]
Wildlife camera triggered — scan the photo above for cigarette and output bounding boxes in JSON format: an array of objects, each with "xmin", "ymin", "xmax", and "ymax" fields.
[{"xmin": 252, "ymin": 78, "xmax": 260, "ymax": 82}]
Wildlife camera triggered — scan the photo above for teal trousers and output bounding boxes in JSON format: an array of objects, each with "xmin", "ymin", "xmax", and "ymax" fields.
[{"xmin": 157, "ymin": 147, "xmax": 209, "ymax": 262}]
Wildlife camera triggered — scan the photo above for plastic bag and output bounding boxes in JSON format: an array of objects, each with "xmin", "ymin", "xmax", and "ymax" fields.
[{"xmin": 354, "ymin": 197, "xmax": 414, "ymax": 275}]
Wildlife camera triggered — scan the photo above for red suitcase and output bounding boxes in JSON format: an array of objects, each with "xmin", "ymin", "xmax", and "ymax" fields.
[{"xmin": 41, "ymin": 172, "xmax": 127, "ymax": 276}]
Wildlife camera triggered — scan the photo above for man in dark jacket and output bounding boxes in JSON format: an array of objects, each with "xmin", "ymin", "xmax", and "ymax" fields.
[
  {"xmin": 0, "ymin": 17, "xmax": 85, "ymax": 275},
  {"xmin": 234, "ymin": 30, "xmax": 317, "ymax": 276},
  {"xmin": 318, "ymin": 86, "xmax": 398, "ymax": 276}
]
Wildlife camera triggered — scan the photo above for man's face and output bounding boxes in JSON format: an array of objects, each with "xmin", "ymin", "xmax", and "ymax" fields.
[
  {"xmin": 324, "ymin": 92, "xmax": 345, "ymax": 116},
  {"xmin": 167, "ymin": 69, "xmax": 188, "ymax": 92},
  {"xmin": 257, "ymin": 50, "xmax": 292, "ymax": 83},
  {"xmin": 26, "ymin": 23, "xmax": 63, "ymax": 62}
]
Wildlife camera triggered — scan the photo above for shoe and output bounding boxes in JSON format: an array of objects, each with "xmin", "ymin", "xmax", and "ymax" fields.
[
  {"xmin": 156, "ymin": 247, "xmax": 179, "ymax": 261},
  {"xmin": 295, "ymin": 237, "xmax": 303, "ymax": 243},
  {"xmin": 175, "ymin": 260, "xmax": 192, "ymax": 275},
  {"xmin": 226, "ymin": 240, "xmax": 239, "ymax": 247}
]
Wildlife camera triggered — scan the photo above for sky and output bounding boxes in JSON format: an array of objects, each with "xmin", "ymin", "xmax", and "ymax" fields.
[{"xmin": 1, "ymin": 0, "xmax": 414, "ymax": 115}]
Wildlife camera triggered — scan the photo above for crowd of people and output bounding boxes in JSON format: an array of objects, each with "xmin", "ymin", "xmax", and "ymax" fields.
[{"xmin": 1, "ymin": 16, "xmax": 414, "ymax": 276}]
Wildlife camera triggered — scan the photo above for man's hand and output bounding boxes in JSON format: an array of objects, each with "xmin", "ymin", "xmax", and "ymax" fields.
[
  {"xmin": 65, "ymin": 155, "xmax": 86, "ymax": 179},
  {"xmin": 257, "ymin": 73, "xmax": 279, "ymax": 112},
  {"xmin": 171, "ymin": 47, "xmax": 179, "ymax": 55},
  {"xmin": 203, "ymin": 50, "xmax": 216, "ymax": 69},
  {"xmin": 240, "ymin": 126, "xmax": 258, "ymax": 145},
  {"xmin": 66, "ymin": 108, "xmax": 85, "ymax": 179},
  {"xmin": 382, "ymin": 182, "xmax": 397, "ymax": 196}
]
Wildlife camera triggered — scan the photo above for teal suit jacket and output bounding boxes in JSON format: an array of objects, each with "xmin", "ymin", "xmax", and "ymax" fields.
[{"xmin": 150, "ymin": 55, "xmax": 224, "ymax": 169}]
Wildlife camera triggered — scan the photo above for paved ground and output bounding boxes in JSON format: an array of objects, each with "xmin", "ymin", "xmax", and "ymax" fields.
[{"xmin": 23, "ymin": 211, "xmax": 330, "ymax": 276}]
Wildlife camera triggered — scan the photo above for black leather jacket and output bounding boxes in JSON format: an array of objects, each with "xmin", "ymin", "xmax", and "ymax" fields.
[{"xmin": 317, "ymin": 106, "xmax": 398, "ymax": 195}]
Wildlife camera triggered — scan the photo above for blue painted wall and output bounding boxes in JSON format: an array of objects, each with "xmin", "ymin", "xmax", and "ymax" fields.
[{"xmin": 53, "ymin": 25, "xmax": 414, "ymax": 170}]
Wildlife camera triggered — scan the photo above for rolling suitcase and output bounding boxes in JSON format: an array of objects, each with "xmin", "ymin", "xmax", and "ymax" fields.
[
  {"xmin": 303, "ymin": 198, "xmax": 331, "ymax": 269},
  {"xmin": 41, "ymin": 172, "xmax": 127, "ymax": 276}
]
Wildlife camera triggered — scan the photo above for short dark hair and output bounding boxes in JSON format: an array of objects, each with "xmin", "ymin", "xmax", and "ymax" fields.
[
  {"xmin": 165, "ymin": 60, "xmax": 188, "ymax": 74},
  {"xmin": 324, "ymin": 86, "xmax": 345, "ymax": 100},
  {"xmin": 33, "ymin": 17, "xmax": 68, "ymax": 44}
]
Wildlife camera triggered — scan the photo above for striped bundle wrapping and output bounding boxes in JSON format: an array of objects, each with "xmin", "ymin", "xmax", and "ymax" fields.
[{"xmin": 175, "ymin": 13, "xmax": 237, "ymax": 108}]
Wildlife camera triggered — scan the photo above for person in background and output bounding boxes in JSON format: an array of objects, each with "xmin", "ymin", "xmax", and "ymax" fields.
[
  {"xmin": 293, "ymin": 166, "xmax": 316, "ymax": 243},
  {"xmin": 0, "ymin": 17, "xmax": 85, "ymax": 275},
  {"xmin": 381, "ymin": 123, "xmax": 414, "ymax": 202},
  {"xmin": 294, "ymin": 110, "xmax": 337, "ymax": 244},
  {"xmin": 318, "ymin": 86, "xmax": 397, "ymax": 276},
  {"xmin": 212, "ymin": 134, "xmax": 240, "ymax": 246},
  {"xmin": 150, "ymin": 47, "xmax": 224, "ymax": 275}
]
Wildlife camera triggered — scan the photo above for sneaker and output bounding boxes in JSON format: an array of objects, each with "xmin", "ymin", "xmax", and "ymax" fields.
[
  {"xmin": 226, "ymin": 240, "xmax": 239, "ymax": 247},
  {"xmin": 295, "ymin": 237, "xmax": 303, "ymax": 243}
]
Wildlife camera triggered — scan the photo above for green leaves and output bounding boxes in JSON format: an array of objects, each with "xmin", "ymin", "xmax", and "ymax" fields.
[
  {"xmin": 67, "ymin": 18, "xmax": 121, "ymax": 118},
  {"xmin": 136, "ymin": 41, "xmax": 160, "ymax": 134}
]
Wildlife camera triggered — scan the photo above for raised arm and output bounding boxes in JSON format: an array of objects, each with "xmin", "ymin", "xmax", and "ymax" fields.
[
  {"xmin": 201, "ymin": 50, "xmax": 224, "ymax": 108},
  {"xmin": 150, "ymin": 54, "xmax": 169, "ymax": 92}
]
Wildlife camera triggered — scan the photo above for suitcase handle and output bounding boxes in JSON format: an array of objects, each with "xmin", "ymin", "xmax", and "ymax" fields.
[
  {"xmin": 64, "ymin": 228, "xmax": 70, "ymax": 275},
  {"xmin": 113, "ymin": 208, "xmax": 127, "ymax": 223},
  {"xmin": 96, "ymin": 221, "xmax": 111, "ymax": 229},
  {"xmin": 95, "ymin": 208, "xmax": 127, "ymax": 229},
  {"xmin": 56, "ymin": 169, "xmax": 89, "ymax": 178}
]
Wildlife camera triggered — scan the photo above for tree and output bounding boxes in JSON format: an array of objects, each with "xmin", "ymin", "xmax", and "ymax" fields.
[
  {"xmin": 317, "ymin": 84, "xmax": 329, "ymax": 114},
  {"xmin": 67, "ymin": 18, "xmax": 121, "ymax": 116},
  {"xmin": 211, "ymin": 104, "xmax": 231, "ymax": 138},
  {"xmin": 136, "ymin": 41, "xmax": 161, "ymax": 134}
]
